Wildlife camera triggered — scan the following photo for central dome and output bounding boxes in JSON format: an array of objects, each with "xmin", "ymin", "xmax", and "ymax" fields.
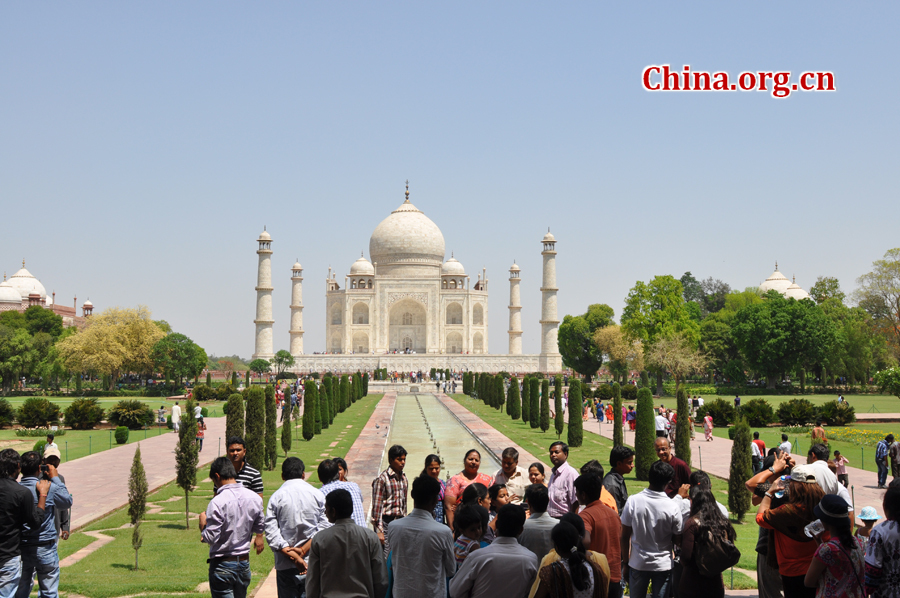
[
  {"xmin": 369, "ymin": 195, "xmax": 445, "ymax": 277},
  {"xmin": 7, "ymin": 267, "xmax": 47, "ymax": 300}
]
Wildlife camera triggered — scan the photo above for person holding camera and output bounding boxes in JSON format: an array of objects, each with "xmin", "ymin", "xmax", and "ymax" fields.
[{"xmin": 14, "ymin": 450, "xmax": 71, "ymax": 598}]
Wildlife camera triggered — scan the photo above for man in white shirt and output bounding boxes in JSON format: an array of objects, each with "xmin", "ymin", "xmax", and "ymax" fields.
[
  {"xmin": 263, "ymin": 457, "xmax": 327, "ymax": 598},
  {"xmin": 778, "ymin": 433, "xmax": 792, "ymax": 456},
  {"xmin": 620, "ymin": 460, "xmax": 683, "ymax": 598},
  {"xmin": 171, "ymin": 402, "xmax": 181, "ymax": 433},
  {"xmin": 806, "ymin": 444, "xmax": 854, "ymax": 514},
  {"xmin": 493, "ymin": 447, "xmax": 529, "ymax": 505},
  {"xmin": 386, "ymin": 475, "xmax": 454, "ymax": 598},
  {"xmin": 654, "ymin": 410, "xmax": 669, "ymax": 438},
  {"xmin": 449, "ymin": 504, "xmax": 536, "ymax": 598},
  {"xmin": 751, "ymin": 439, "xmax": 763, "ymax": 473}
]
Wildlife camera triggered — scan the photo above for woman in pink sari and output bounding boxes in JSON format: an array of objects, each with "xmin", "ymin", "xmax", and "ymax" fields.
[{"xmin": 703, "ymin": 414, "xmax": 714, "ymax": 441}]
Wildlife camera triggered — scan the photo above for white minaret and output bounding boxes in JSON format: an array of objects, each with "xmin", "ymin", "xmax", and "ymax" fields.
[
  {"xmin": 252, "ymin": 228, "xmax": 275, "ymax": 360},
  {"xmin": 540, "ymin": 230, "xmax": 560, "ymax": 367},
  {"xmin": 508, "ymin": 261, "xmax": 522, "ymax": 354},
  {"xmin": 289, "ymin": 260, "xmax": 304, "ymax": 357}
]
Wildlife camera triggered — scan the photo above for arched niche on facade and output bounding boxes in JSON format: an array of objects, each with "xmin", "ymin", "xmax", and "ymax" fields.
[
  {"xmin": 446, "ymin": 332, "xmax": 463, "ymax": 354},
  {"xmin": 446, "ymin": 303, "xmax": 463, "ymax": 325},
  {"xmin": 352, "ymin": 302, "xmax": 369, "ymax": 325},
  {"xmin": 352, "ymin": 332, "xmax": 369, "ymax": 353},
  {"xmin": 473, "ymin": 303, "xmax": 484, "ymax": 325},
  {"xmin": 472, "ymin": 332, "xmax": 484, "ymax": 354},
  {"xmin": 330, "ymin": 303, "xmax": 342, "ymax": 325}
]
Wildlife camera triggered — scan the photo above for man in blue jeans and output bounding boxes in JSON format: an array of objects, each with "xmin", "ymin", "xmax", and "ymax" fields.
[
  {"xmin": 201, "ymin": 457, "xmax": 265, "ymax": 598},
  {"xmin": 0, "ymin": 449, "xmax": 50, "ymax": 598},
  {"xmin": 876, "ymin": 434, "xmax": 893, "ymax": 489},
  {"xmin": 15, "ymin": 451, "xmax": 72, "ymax": 598},
  {"xmin": 620, "ymin": 460, "xmax": 683, "ymax": 598}
]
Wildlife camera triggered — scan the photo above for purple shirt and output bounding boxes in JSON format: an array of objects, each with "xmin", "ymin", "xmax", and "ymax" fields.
[
  {"xmin": 547, "ymin": 461, "xmax": 578, "ymax": 518},
  {"xmin": 202, "ymin": 482, "xmax": 265, "ymax": 558}
]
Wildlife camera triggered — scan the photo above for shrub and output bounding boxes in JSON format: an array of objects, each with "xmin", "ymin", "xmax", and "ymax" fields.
[
  {"xmin": 595, "ymin": 385, "xmax": 614, "ymax": 401},
  {"xmin": 0, "ymin": 398, "xmax": 14, "ymax": 428},
  {"xmin": 540, "ymin": 379, "xmax": 550, "ymax": 432},
  {"xmin": 108, "ymin": 400, "xmax": 154, "ymax": 430},
  {"xmin": 696, "ymin": 398, "xmax": 735, "ymax": 427},
  {"xmin": 554, "ymin": 375, "xmax": 564, "ymax": 438},
  {"xmin": 621, "ymin": 384, "xmax": 637, "ymax": 402},
  {"xmin": 507, "ymin": 378, "xmax": 521, "ymax": 420},
  {"xmin": 729, "ymin": 418, "xmax": 753, "ymax": 522},
  {"xmin": 818, "ymin": 400, "xmax": 856, "ymax": 426},
  {"xmin": 115, "ymin": 426, "xmax": 129, "ymax": 444},
  {"xmin": 634, "ymin": 388, "xmax": 656, "ymax": 481},
  {"xmin": 675, "ymin": 388, "xmax": 691, "ymax": 467},
  {"xmin": 64, "ymin": 398, "xmax": 105, "ymax": 430},
  {"xmin": 302, "ymin": 381, "xmax": 317, "ymax": 441},
  {"xmin": 16, "ymin": 398, "xmax": 61, "ymax": 428},
  {"xmin": 15, "ymin": 428, "xmax": 66, "ymax": 437},
  {"xmin": 200, "ymin": 407, "xmax": 208, "ymax": 418},
  {"xmin": 567, "ymin": 380, "xmax": 583, "ymax": 448},
  {"xmin": 530, "ymin": 378, "xmax": 540, "ymax": 430},
  {"xmin": 776, "ymin": 398, "xmax": 818, "ymax": 426},
  {"xmin": 166, "ymin": 415, "xmax": 173, "ymax": 430},
  {"xmin": 192, "ymin": 384, "xmax": 213, "ymax": 402},
  {"xmin": 244, "ymin": 387, "xmax": 265, "ymax": 470},
  {"xmin": 521, "ymin": 377, "xmax": 531, "ymax": 423},
  {"xmin": 33, "ymin": 439, "xmax": 47, "ymax": 454},
  {"xmin": 216, "ymin": 384, "xmax": 236, "ymax": 402},
  {"xmin": 740, "ymin": 398, "xmax": 776, "ymax": 427},
  {"xmin": 225, "ymin": 393, "xmax": 244, "ymax": 440}
]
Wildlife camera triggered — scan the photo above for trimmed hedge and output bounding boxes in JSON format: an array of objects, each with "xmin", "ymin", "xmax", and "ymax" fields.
[
  {"xmin": 108, "ymin": 400, "xmax": 154, "ymax": 430},
  {"xmin": 15, "ymin": 428, "xmax": 66, "ymax": 437},
  {"xmin": 776, "ymin": 398, "xmax": 818, "ymax": 426},
  {"xmin": 696, "ymin": 398, "xmax": 735, "ymax": 427},
  {"xmin": 115, "ymin": 426, "xmax": 129, "ymax": 444},
  {"xmin": 16, "ymin": 398, "xmax": 61, "ymax": 428},
  {"xmin": 64, "ymin": 398, "xmax": 105, "ymax": 430},
  {"xmin": 739, "ymin": 398, "xmax": 776, "ymax": 427}
]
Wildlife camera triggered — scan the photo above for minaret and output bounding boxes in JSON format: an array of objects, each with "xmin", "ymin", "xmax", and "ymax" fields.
[
  {"xmin": 252, "ymin": 228, "xmax": 275, "ymax": 360},
  {"xmin": 508, "ymin": 261, "xmax": 522, "ymax": 354},
  {"xmin": 540, "ymin": 229, "xmax": 560, "ymax": 366},
  {"xmin": 289, "ymin": 261, "xmax": 304, "ymax": 357}
]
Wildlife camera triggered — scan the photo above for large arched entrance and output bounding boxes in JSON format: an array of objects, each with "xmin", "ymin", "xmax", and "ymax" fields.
[{"xmin": 389, "ymin": 299, "xmax": 427, "ymax": 352}]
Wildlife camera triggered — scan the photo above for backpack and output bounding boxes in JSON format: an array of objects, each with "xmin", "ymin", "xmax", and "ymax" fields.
[{"xmin": 694, "ymin": 527, "xmax": 741, "ymax": 578}]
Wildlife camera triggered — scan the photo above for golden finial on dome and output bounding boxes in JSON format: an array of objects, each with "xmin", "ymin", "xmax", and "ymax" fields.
[
  {"xmin": 22, "ymin": 259, "xmax": 25, "ymax": 268},
  {"xmin": 775, "ymin": 260, "xmax": 778, "ymax": 270},
  {"xmin": 405, "ymin": 180, "xmax": 409, "ymax": 202}
]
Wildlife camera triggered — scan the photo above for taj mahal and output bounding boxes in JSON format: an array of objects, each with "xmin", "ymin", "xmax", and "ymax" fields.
[{"xmin": 251, "ymin": 184, "xmax": 563, "ymax": 373}]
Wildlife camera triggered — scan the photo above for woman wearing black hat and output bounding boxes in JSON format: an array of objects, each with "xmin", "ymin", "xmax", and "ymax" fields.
[{"xmin": 804, "ymin": 494, "xmax": 865, "ymax": 597}]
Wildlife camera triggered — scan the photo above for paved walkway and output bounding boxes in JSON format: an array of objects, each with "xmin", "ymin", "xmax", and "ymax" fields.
[{"xmin": 65, "ymin": 417, "xmax": 228, "ymax": 530}]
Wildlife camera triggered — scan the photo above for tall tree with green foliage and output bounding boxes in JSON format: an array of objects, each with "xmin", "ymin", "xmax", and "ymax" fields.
[
  {"xmin": 363, "ymin": 372, "xmax": 369, "ymax": 396},
  {"xmin": 231, "ymin": 371, "xmax": 238, "ymax": 387},
  {"xmin": 558, "ymin": 304, "xmax": 616, "ymax": 382},
  {"xmin": 322, "ymin": 377, "xmax": 333, "ymax": 425},
  {"xmin": 634, "ymin": 388, "xmax": 656, "ymax": 481},
  {"xmin": 521, "ymin": 377, "xmax": 531, "ymax": 423},
  {"xmin": 340, "ymin": 375, "xmax": 350, "ymax": 412},
  {"xmin": 531, "ymin": 378, "xmax": 541, "ymax": 429},
  {"xmin": 314, "ymin": 382, "xmax": 323, "ymax": 435},
  {"xmin": 302, "ymin": 381, "xmax": 317, "ymax": 441},
  {"xmin": 128, "ymin": 444, "xmax": 148, "ymax": 569},
  {"xmin": 280, "ymin": 405, "xmax": 292, "ymax": 456},
  {"xmin": 554, "ymin": 375, "xmax": 564, "ymax": 438},
  {"xmin": 245, "ymin": 370, "xmax": 251, "ymax": 387},
  {"xmin": 225, "ymin": 393, "xmax": 244, "ymax": 441},
  {"xmin": 205, "ymin": 371, "xmax": 211, "ymax": 386},
  {"xmin": 264, "ymin": 385, "xmax": 277, "ymax": 470},
  {"xmin": 612, "ymin": 383, "xmax": 624, "ymax": 447},
  {"xmin": 328, "ymin": 376, "xmax": 337, "ymax": 423},
  {"xmin": 248, "ymin": 359, "xmax": 271, "ymax": 377},
  {"xmin": 675, "ymin": 388, "xmax": 692, "ymax": 467},
  {"xmin": 729, "ymin": 418, "xmax": 753, "ymax": 522},
  {"xmin": 539, "ymin": 379, "xmax": 551, "ymax": 432},
  {"xmin": 507, "ymin": 378, "xmax": 520, "ymax": 419},
  {"xmin": 175, "ymin": 400, "xmax": 199, "ymax": 529},
  {"xmin": 320, "ymin": 380, "xmax": 330, "ymax": 430},
  {"xmin": 567, "ymin": 380, "xmax": 583, "ymax": 447},
  {"xmin": 244, "ymin": 387, "xmax": 265, "ymax": 470},
  {"xmin": 494, "ymin": 375, "xmax": 505, "ymax": 411}
]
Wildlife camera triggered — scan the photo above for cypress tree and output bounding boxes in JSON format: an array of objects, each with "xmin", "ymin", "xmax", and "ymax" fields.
[
  {"xmin": 175, "ymin": 400, "xmax": 199, "ymax": 529},
  {"xmin": 206, "ymin": 371, "xmax": 211, "ymax": 387},
  {"xmin": 314, "ymin": 382, "xmax": 323, "ymax": 434},
  {"xmin": 494, "ymin": 375, "xmax": 505, "ymax": 411},
  {"xmin": 246, "ymin": 370, "xmax": 251, "ymax": 387},
  {"xmin": 356, "ymin": 372, "xmax": 363, "ymax": 401},
  {"xmin": 340, "ymin": 375, "xmax": 350, "ymax": 413},
  {"xmin": 244, "ymin": 387, "xmax": 265, "ymax": 470},
  {"xmin": 529, "ymin": 378, "xmax": 540, "ymax": 429},
  {"xmin": 280, "ymin": 404, "xmax": 292, "ymax": 456},
  {"xmin": 225, "ymin": 393, "xmax": 244, "ymax": 441},
  {"xmin": 567, "ymin": 380, "xmax": 583, "ymax": 447},
  {"xmin": 540, "ymin": 379, "xmax": 551, "ymax": 432},
  {"xmin": 612, "ymin": 383, "xmax": 624, "ymax": 447},
  {"xmin": 508, "ymin": 377, "xmax": 521, "ymax": 420},
  {"xmin": 675, "ymin": 388, "xmax": 692, "ymax": 467},
  {"xmin": 350, "ymin": 376, "xmax": 357, "ymax": 406},
  {"xmin": 328, "ymin": 376, "xmax": 336, "ymax": 423},
  {"xmin": 128, "ymin": 444, "xmax": 147, "ymax": 569},
  {"xmin": 729, "ymin": 418, "xmax": 753, "ymax": 522},
  {"xmin": 231, "ymin": 371, "xmax": 238, "ymax": 387},
  {"xmin": 521, "ymin": 376, "xmax": 531, "ymax": 423},
  {"xmin": 363, "ymin": 372, "xmax": 369, "ymax": 396},
  {"xmin": 554, "ymin": 375, "xmax": 564, "ymax": 439},
  {"xmin": 302, "ymin": 381, "xmax": 317, "ymax": 440},
  {"xmin": 320, "ymin": 380, "xmax": 330, "ymax": 430},
  {"xmin": 264, "ymin": 385, "xmax": 277, "ymax": 470},
  {"xmin": 634, "ymin": 387, "xmax": 656, "ymax": 481}
]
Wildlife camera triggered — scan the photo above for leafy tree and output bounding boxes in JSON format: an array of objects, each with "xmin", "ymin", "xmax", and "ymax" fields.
[
  {"xmin": 700, "ymin": 278, "xmax": 732, "ymax": 315},
  {"xmin": 621, "ymin": 276, "xmax": 700, "ymax": 395},
  {"xmin": 0, "ymin": 311, "xmax": 27, "ymax": 330},
  {"xmin": 495, "ymin": 375, "xmax": 505, "ymax": 411},
  {"xmin": 854, "ymin": 248, "xmax": 900, "ymax": 361},
  {"xmin": 612, "ymin": 383, "xmax": 624, "ymax": 447},
  {"xmin": 64, "ymin": 397, "xmax": 105, "ymax": 430},
  {"xmin": 634, "ymin": 388, "xmax": 656, "ymax": 481},
  {"xmin": 244, "ymin": 387, "xmax": 265, "ymax": 471},
  {"xmin": 302, "ymin": 381, "xmax": 317, "ymax": 440},
  {"xmin": 340, "ymin": 375, "xmax": 350, "ymax": 413},
  {"xmin": 594, "ymin": 325, "xmax": 644, "ymax": 384},
  {"xmin": 810, "ymin": 276, "xmax": 846, "ymax": 305},
  {"xmin": 248, "ymin": 359, "xmax": 271, "ymax": 377},
  {"xmin": 699, "ymin": 311, "xmax": 739, "ymax": 380},
  {"xmin": 540, "ymin": 379, "xmax": 550, "ymax": 432},
  {"xmin": 554, "ymin": 375, "xmax": 564, "ymax": 438},
  {"xmin": 225, "ymin": 393, "xmax": 244, "ymax": 440},
  {"xmin": 732, "ymin": 291, "xmax": 837, "ymax": 388},
  {"xmin": 675, "ymin": 388, "xmax": 691, "ymax": 467},
  {"xmin": 23, "ymin": 305, "xmax": 64, "ymax": 339},
  {"xmin": 270, "ymin": 350, "xmax": 295, "ymax": 376},
  {"xmin": 16, "ymin": 398, "xmax": 61, "ymax": 427},
  {"xmin": 521, "ymin": 376, "xmax": 531, "ymax": 423},
  {"xmin": 315, "ymin": 382, "xmax": 323, "ymax": 435},
  {"xmin": 819, "ymin": 300, "xmax": 887, "ymax": 385},
  {"xmin": 128, "ymin": 444, "xmax": 148, "ymax": 569},
  {"xmin": 875, "ymin": 367, "xmax": 900, "ymax": 399},
  {"xmin": 108, "ymin": 400, "xmax": 154, "ymax": 430},
  {"xmin": 729, "ymin": 418, "xmax": 753, "ymax": 522},
  {"xmin": 680, "ymin": 272, "xmax": 704, "ymax": 304},
  {"xmin": 264, "ymin": 385, "xmax": 277, "ymax": 470},
  {"xmin": 0, "ymin": 327, "xmax": 37, "ymax": 392},
  {"xmin": 567, "ymin": 380, "xmax": 583, "ymax": 447},
  {"xmin": 529, "ymin": 377, "xmax": 540, "ymax": 429},
  {"xmin": 151, "ymin": 333, "xmax": 206, "ymax": 386},
  {"xmin": 175, "ymin": 400, "xmax": 199, "ymax": 529},
  {"xmin": 558, "ymin": 304, "xmax": 615, "ymax": 382},
  {"xmin": 644, "ymin": 332, "xmax": 709, "ymax": 393},
  {"xmin": 0, "ymin": 398, "xmax": 14, "ymax": 428},
  {"xmin": 776, "ymin": 398, "xmax": 818, "ymax": 426},
  {"xmin": 507, "ymin": 377, "xmax": 521, "ymax": 420},
  {"xmin": 363, "ymin": 372, "xmax": 369, "ymax": 396}
]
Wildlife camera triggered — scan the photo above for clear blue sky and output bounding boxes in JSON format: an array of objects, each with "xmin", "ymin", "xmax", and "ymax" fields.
[{"xmin": 2, "ymin": 3, "xmax": 897, "ymax": 358}]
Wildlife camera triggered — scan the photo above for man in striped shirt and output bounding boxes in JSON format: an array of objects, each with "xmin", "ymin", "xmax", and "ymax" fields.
[
  {"xmin": 317, "ymin": 459, "xmax": 366, "ymax": 527},
  {"xmin": 227, "ymin": 436, "xmax": 265, "ymax": 555},
  {"xmin": 371, "ymin": 445, "xmax": 408, "ymax": 556}
]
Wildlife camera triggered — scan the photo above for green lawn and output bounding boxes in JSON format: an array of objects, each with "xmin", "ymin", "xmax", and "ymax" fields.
[
  {"xmin": 450, "ymin": 393, "xmax": 758, "ymax": 590},
  {"xmin": 58, "ymin": 394, "xmax": 383, "ymax": 598}
]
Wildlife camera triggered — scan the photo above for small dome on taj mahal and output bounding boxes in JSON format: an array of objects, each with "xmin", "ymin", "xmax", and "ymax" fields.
[
  {"xmin": 442, "ymin": 254, "xmax": 466, "ymax": 276},
  {"xmin": 784, "ymin": 277, "xmax": 810, "ymax": 300},
  {"xmin": 350, "ymin": 254, "xmax": 375, "ymax": 276},
  {"xmin": 7, "ymin": 263, "xmax": 47, "ymax": 300}
]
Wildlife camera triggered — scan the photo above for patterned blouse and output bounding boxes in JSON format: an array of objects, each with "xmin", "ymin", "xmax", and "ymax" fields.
[
  {"xmin": 432, "ymin": 479, "xmax": 446, "ymax": 523},
  {"xmin": 814, "ymin": 537, "xmax": 866, "ymax": 598},
  {"xmin": 866, "ymin": 520, "xmax": 900, "ymax": 597},
  {"xmin": 447, "ymin": 472, "xmax": 494, "ymax": 504}
]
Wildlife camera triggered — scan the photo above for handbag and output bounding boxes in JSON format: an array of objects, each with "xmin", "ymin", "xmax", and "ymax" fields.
[{"xmin": 695, "ymin": 528, "xmax": 741, "ymax": 578}]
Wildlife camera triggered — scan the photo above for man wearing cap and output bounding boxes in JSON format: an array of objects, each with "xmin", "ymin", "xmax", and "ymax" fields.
[
  {"xmin": 876, "ymin": 434, "xmax": 893, "ymax": 489},
  {"xmin": 806, "ymin": 444, "xmax": 853, "ymax": 516}
]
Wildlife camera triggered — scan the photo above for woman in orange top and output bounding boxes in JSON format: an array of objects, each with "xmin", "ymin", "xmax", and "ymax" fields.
[
  {"xmin": 444, "ymin": 449, "xmax": 494, "ymax": 529},
  {"xmin": 756, "ymin": 465, "xmax": 826, "ymax": 598}
]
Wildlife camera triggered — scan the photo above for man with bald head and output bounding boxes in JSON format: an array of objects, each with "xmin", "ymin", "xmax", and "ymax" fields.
[{"xmin": 654, "ymin": 437, "xmax": 691, "ymax": 498}]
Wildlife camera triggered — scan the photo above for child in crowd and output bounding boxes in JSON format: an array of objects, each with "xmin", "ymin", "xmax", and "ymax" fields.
[
  {"xmin": 453, "ymin": 505, "xmax": 487, "ymax": 567},
  {"xmin": 855, "ymin": 506, "xmax": 881, "ymax": 551},
  {"xmin": 833, "ymin": 450, "xmax": 850, "ymax": 487}
]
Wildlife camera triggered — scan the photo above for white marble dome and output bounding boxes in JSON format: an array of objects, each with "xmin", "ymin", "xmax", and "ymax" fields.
[
  {"xmin": 350, "ymin": 255, "xmax": 375, "ymax": 276},
  {"xmin": 369, "ymin": 196, "xmax": 445, "ymax": 276},
  {"xmin": 785, "ymin": 278, "xmax": 810, "ymax": 300},
  {"xmin": 442, "ymin": 256, "xmax": 466, "ymax": 276},
  {"xmin": 258, "ymin": 230, "xmax": 272, "ymax": 241},
  {"xmin": 7, "ymin": 267, "xmax": 46, "ymax": 300},
  {"xmin": 759, "ymin": 264, "xmax": 791, "ymax": 294},
  {"xmin": 543, "ymin": 231, "xmax": 556, "ymax": 243},
  {"xmin": 0, "ymin": 280, "xmax": 21, "ymax": 304},
  {"xmin": 292, "ymin": 261, "xmax": 303, "ymax": 271}
]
